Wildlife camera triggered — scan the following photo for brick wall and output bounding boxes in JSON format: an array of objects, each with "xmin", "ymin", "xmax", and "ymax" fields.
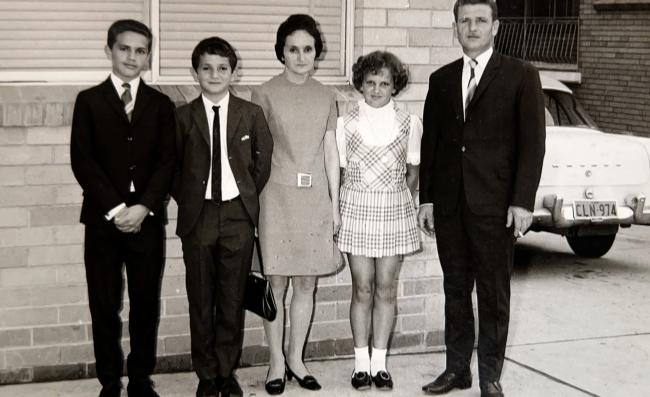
[
  {"xmin": 575, "ymin": 0, "xmax": 650, "ymax": 137},
  {"xmin": 0, "ymin": 2, "xmax": 458, "ymax": 384}
]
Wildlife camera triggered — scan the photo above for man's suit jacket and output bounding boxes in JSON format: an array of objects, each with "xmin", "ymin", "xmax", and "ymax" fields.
[
  {"xmin": 172, "ymin": 94, "xmax": 273, "ymax": 237},
  {"xmin": 420, "ymin": 52, "xmax": 546, "ymax": 217},
  {"xmin": 70, "ymin": 78, "xmax": 176, "ymax": 224}
]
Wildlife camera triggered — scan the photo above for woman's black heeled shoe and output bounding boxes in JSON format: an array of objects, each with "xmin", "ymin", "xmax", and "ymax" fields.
[
  {"xmin": 264, "ymin": 368, "xmax": 286, "ymax": 395},
  {"xmin": 285, "ymin": 364, "xmax": 321, "ymax": 390}
]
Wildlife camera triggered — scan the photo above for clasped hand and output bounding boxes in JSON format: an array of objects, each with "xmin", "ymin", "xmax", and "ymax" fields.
[{"xmin": 114, "ymin": 204, "xmax": 149, "ymax": 233}]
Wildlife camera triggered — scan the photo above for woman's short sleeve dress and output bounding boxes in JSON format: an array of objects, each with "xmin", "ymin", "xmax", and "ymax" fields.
[{"xmin": 252, "ymin": 74, "xmax": 340, "ymax": 276}]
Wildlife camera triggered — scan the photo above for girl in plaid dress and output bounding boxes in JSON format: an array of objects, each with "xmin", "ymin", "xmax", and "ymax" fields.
[{"xmin": 335, "ymin": 51, "xmax": 422, "ymax": 391}]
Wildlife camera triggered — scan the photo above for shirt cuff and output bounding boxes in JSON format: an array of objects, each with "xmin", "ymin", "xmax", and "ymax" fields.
[
  {"xmin": 419, "ymin": 203, "xmax": 433, "ymax": 208},
  {"xmin": 105, "ymin": 203, "xmax": 127, "ymax": 221}
]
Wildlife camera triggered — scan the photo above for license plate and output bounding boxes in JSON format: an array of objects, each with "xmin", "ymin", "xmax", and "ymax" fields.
[{"xmin": 573, "ymin": 200, "xmax": 617, "ymax": 219}]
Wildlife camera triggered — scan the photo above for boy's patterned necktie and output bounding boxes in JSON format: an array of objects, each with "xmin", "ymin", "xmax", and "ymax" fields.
[
  {"xmin": 465, "ymin": 58, "xmax": 478, "ymax": 112},
  {"xmin": 121, "ymin": 82, "xmax": 134, "ymax": 121}
]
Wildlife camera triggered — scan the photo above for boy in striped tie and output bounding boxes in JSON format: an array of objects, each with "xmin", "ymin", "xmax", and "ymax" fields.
[{"xmin": 70, "ymin": 19, "xmax": 176, "ymax": 397}]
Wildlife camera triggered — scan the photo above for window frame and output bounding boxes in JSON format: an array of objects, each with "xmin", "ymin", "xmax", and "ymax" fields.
[{"xmin": 0, "ymin": 0, "xmax": 355, "ymax": 86}]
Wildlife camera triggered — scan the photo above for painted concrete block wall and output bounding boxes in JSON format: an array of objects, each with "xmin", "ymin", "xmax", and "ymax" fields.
[{"xmin": 0, "ymin": 2, "xmax": 458, "ymax": 384}]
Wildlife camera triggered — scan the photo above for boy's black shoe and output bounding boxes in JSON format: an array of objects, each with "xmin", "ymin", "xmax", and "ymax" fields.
[
  {"xmin": 98, "ymin": 381, "xmax": 122, "ymax": 397},
  {"xmin": 196, "ymin": 379, "xmax": 219, "ymax": 397},
  {"xmin": 351, "ymin": 371, "xmax": 371, "ymax": 390},
  {"xmin": 127, "ymin": 379, "xmax": 160, "ymax": 397},
  {"xmin": 372, "ymin": 370, "xmax": 394, "ymax": 391},
  {"xmin": 220, "ymin": 375, "xmax": 243, "ymax": 397}
]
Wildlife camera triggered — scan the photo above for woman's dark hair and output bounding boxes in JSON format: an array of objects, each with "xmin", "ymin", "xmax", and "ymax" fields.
[
  {"xmin": 274, "ymin": 14, "xmax": 324, "ymax": 63},
  {"xmin": 352, "ymin": 51, "xmax": 409, "ymax": 96}
]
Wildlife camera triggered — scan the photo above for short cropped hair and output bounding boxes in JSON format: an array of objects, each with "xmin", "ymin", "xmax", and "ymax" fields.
[
  {"xmin": 274, "ymin": 14, "xmax": 324, "ymax": 63},
  {"xmin": 107, "ymin": 19, "xmax": 153, "ymax": 53},
  {"xmin": 352, "ymin": 51, "xmax": 409, "ymax": 96},
  {"xmin": 191, "ymin": 36, "xmax": 238, "ymax": 72},
  {"xmin": 453, "ymin": 0, "xmax": 498, "ymax": 22}
]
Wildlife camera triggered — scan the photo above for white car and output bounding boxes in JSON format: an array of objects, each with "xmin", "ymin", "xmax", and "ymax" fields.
[{"xmin": 530, "ymin": 75, "xmax": 650, "ymax": 257}]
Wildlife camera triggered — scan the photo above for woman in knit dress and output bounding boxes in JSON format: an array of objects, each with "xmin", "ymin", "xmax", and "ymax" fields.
[
  {"xmin": 251, "ymin": 14, "xmax": 341, "ymax": 395},
  {"xmin": 335, "ymin": 51, "xmax": 422, "ymax": 391}
]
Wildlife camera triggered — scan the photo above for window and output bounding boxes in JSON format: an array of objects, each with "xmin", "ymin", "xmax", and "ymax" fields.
[{"xmin": 0, "ymin": 0, "xmax": 353, "ymax": 84}]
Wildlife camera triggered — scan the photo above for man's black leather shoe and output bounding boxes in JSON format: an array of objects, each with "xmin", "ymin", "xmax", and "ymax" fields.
[
  {"xmin": 98, "ymin": 381, "xmax": 122, "ymax": 397},
  {"xmin": 480, "ymin": 380, "xmax": 504, "ymax": 397},
  {"xmin": 220, "ymin": 375, "xmax": 243, "ymax": 397},
  {"xmin": 127, "ymin": 379, "xmax": 160, "ymax": 397},
  {"xmin": 422, "ymin": 370, "xmax": 472, "ymax": 394},
  {"xmin": 196, "ymin": 379, "xmax": 219, "ymax": 397}
]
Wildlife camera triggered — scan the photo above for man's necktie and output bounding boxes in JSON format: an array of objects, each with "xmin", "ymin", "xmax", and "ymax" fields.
[
  {"xmin": 465, "ymin": 58, "xmax": 478, "ymax": 112},
  {"xmin": 211, "ymin": 105, "xmax": 222, "ymax": 202},
  {"xmin": 121, "ymin": 82, "xmax": 134, "ymax": 121}
]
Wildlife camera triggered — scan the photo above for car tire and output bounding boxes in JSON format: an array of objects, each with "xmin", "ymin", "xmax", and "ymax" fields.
[{"xmin": 566, "ymin": 233, "xmax": 616, "ymax": 258}]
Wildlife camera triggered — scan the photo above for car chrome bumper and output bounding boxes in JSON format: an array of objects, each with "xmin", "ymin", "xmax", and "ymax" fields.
[{"xmin": 532, "ymin": 194, "xmax": 650, "ymax": 227}]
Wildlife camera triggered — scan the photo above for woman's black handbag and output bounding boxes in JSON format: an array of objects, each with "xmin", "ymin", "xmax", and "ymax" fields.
[{"xmin": 244, "ymin": 238, "xmax": 277, "ymax": 321}]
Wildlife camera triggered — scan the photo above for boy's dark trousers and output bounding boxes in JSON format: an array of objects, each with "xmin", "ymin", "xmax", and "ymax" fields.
[
  {"xmin": 85, "ymin": 215, "xmax": 165, "ymax": 387},
  {"xmin": 182, "ymin": 197, "xmax": 254, "ymax": 380}
]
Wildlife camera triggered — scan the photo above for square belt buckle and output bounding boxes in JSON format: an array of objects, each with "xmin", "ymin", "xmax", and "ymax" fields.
[{"xmin": 297, "ymin": 172, "xmax": 312, "ymax": 188}]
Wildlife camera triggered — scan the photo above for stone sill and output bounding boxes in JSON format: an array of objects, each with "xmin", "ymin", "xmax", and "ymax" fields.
[
  {"xmin": 0, "ymin": 84, "xmax": 360, "ymax": 128},
  {"xmin": 593, "ymin": 0, "xmax": 650, "ymax": 10}
]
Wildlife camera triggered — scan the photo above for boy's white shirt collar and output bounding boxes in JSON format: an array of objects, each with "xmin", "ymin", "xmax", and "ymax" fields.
[
  {"xmin": 201, "ymin": 91, "xmax": 230, "ymax": 113},
  {"xmin": 109, "ymin": 73, "xmax": 141, "ymax": 99}
]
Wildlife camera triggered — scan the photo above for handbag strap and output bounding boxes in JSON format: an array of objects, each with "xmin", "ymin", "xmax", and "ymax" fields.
[{"xmin": 253, "ymin": 236, "xmax": 266, "ymax": 277}]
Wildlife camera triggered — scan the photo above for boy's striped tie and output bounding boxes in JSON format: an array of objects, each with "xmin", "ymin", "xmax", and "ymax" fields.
[{"xmin": 121, "ymin": 82, "xmax": 134, "ymax": 121}]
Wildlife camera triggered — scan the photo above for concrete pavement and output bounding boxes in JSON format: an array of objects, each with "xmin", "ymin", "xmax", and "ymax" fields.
[{"xmin": 2, "ymin": 227, "xmax": 649, "ymax": 397}]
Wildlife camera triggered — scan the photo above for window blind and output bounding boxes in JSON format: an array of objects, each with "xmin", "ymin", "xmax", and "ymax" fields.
[
  {"xmin": 158, "ymin": 0, "xmax": 346, "ymax": 82},
  {"xmin": 0, "ymin": 0, "xmax": 147, "ymax": 73}
]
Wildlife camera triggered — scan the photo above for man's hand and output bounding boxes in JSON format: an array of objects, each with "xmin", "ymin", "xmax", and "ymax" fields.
[
  {"xmin": 506, "ymin": 205, "xmax": 533, "ymax": 238},
  {"xmin": 114, "ymin": 204, "xmax": 149, "ymax": 233},
  {"xmin": 417, "ymin": 205, "xmax": 435, "ymax": 237}
]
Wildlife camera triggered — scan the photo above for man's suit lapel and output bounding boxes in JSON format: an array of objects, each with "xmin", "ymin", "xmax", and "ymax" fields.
[
  {"xmin": 227, "ymin": 94, "xmax": 242, "ymax": 148},
  {"xmin": 190, "ymin": 96, "xmax": 211, "ymax": 146},
  {"xmin": 130, "ymin": 79, "xmax": 152, "ymax": 125},
  {"xmin": 467, "ymin": 52, "xmax": 501, "ymax": 111},
  {"xmin": 450, "ymin": 59, "xmax": 464, "ymax": 123},
  {"xmin": 100, "ymin": 78, "xmax": 129, "ymax": 123}
]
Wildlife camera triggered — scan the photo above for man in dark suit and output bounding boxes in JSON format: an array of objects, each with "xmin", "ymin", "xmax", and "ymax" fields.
[
  {"xmin": 171, "ymin": 37, "xmax": 273, "ymax": 397},
  {"xmin": 70, "ymin": 20, "xmax": 175, "ymax": 397},
  {"xmin": 418, "ymin": 1, "xmax": 545, "ymax": 396}
]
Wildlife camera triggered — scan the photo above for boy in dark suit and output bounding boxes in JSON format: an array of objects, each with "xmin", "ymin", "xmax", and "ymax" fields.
[
  {"xmin": 171, "ymin": 37, "xmax": 273, "ymax": 397},
  {"xmin": 70, "ymin": 19, "xmax": 175, "ymax": 397}
]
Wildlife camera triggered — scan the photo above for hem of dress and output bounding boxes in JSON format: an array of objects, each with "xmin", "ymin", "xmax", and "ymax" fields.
[{"xmin": 337, "ymin": 245, "xmax": 421, "ymax": 258}]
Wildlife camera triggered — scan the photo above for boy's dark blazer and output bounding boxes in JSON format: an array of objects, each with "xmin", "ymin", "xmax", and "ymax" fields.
[
  {"xmin": 70, "ymin": 77, "xmax": 176, "ymax": 223},
  {"xmin": 172, "ymin": 93, "xmax": 273, "ymax": 237},
  {"xmin": 419, "ymin": 52, "xmax": 546, "ymax": 216}
]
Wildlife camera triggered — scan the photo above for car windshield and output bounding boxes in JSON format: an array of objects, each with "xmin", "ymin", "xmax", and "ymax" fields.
[{"xmin": 543, "ymin": 90, "xmax": 598, "ymax": 128}]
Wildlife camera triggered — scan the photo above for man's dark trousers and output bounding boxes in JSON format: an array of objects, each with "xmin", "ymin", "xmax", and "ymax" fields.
[{"xmin": 434, "ymin": 189, "xmax": 515, "ymax": 383}]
